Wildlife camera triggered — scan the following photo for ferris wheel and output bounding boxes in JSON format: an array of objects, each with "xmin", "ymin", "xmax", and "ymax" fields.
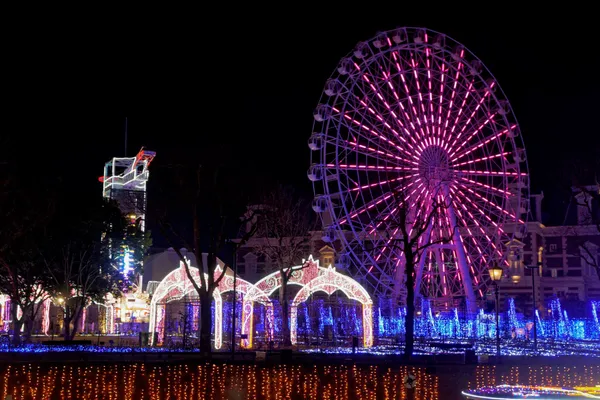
[{"xmin": 308, "ymin": 27, "xmax": 529, "ymax": 308}]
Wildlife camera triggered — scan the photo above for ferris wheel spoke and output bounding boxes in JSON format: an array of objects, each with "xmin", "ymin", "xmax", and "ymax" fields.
[
  {"xmin": 377, "ymin": 73, "xmax": 425, "ymax": 152},
  {"xmin": 449, "ymin": 112, "xmax": 499, "ymax": 158},
  {"xmin": 450, "ymin": 186, "xmax": 504, "ymax": 234},
  {"xmin": 433, "ymin": 57, "xmax": 447, "ymax": 140},
  {"xmin": 408, "ymin": 53, "xmax": 429, "ymax": 131},
  {"xmin": 348, "ymin": 174, "xmax": 417, "ymax": 193},
  {"xmin": 327, "ymin": 163, "xmax": 417, "ymax": 172},
  {"xmin": 350, "ymin": 100, "xmax": 421, "ymax": 162},
  {"xmin": 456, "ymin": 182, "xmax": 522, "ymax": 223},
  {"xmin": 439, "ymin": 57, "xmax": 465, "ymax": 146},
  {"xmin": 451, "ymin": 200, "xmax": 499, "ymax": 266},
  {"xmin": 371, "ymin": 181, "xmax": 430, "ymax": 265},
  {"xmin": 451, "ymin": 151, "xmax": 510, "ymax": 168},
  {"xmin": 334, "ymin": 107, "xmax": 416, "ymax": 159},
  {"xmin": 357, "ymin": 60, "xmax": 424, "ymax": 155},
  {"xmin": 443, "ymin": 78, "xmax": 475, "ymax": 143},
  {"xmin": 447, "ymin": 89, "xmax": 495, "ymax": 155},
  {"xmin": 367, "ymin": 178, "xmax": 427, "ymax": 236},
  {"xmin": 451, "ymin": 125, "xmax": 515, "ymax": 163},
  {"xmin": 338, "ymin": 188, "xmax": 399, "ymax": 225},
  {"xmin": 348, "ymin": 79, "xmax": 406, "ymax": 142},
  {"xmin": 391, "ymin": 51, "xmax": 428, "ymax": 140},
  {"xmin": 457, "ymin": 176, "xmax": 511, "ymax": 197},
  {"xmin": 331, "ymin": 138, "xmax": 413, "ymax": 166},
  {"xmin": 457, "ymin": 169, "xmax": 525, "ymax": 177},
  {"xmin": 417, "ymin": 42, "xmax": 442, "ymax": 139}
]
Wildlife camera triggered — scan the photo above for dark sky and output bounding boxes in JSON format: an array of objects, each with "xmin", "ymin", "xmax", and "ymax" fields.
[{"xmin": 7, "ymin": 8, "xmax": 599, "ymax": 232}]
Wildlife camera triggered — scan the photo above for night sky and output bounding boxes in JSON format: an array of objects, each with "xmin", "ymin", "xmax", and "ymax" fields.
[{"xmin": 8, "ymin": 9, "xmax": 599, "ymax": 241}]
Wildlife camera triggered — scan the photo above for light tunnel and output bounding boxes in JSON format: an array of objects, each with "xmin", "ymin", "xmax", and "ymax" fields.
[{"xmin": 148, "ymin": 255, "xmax": 373, "ymax": 349}]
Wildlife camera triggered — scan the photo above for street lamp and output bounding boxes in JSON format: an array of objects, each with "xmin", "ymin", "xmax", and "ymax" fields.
[
  {"xmin": 488, "ymin": 265, "xmax": 503, "ymax": 360},
  {"xmin": 229, "ymin": 242, "xmax": 238, "ymax": 361}
]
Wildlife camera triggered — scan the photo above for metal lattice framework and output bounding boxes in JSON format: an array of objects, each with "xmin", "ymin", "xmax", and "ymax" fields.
[{"xmin": 309, "ymin": 27, "xmax": 529, "ymax": 308}]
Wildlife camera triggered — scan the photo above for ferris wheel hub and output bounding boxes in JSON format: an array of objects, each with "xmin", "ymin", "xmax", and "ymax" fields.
[{"xmin": 419, "ymin": 145, "xmax": 451, "ymax": 185}]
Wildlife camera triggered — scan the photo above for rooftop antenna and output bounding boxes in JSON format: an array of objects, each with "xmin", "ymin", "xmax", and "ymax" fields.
[{"xmin": 124, "ymin": 117, "xmax": 128, "ymax": 156}]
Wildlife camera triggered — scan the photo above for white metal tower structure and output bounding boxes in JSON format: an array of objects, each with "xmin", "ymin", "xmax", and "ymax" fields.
[{"xmin": 99, "ymin": 147, "xmax": 156, "ymax": 276}]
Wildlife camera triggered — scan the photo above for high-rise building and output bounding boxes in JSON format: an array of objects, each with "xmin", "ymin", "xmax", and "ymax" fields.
[
  {"xmin": 99, "ymin": 147, "xmax": 155, "ymax": 277},
  {"xmin": 98, "ymin": 148, "xmax": 156, "ymax": 331}
]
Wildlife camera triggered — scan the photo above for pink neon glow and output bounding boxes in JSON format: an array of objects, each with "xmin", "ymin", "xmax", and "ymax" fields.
[
  {"xmin": 452, "ymin": 186, "xmax": 500, "ymax": 229},
  {"xmin": 451, "ymin": 125, "xmax": 516, "ymax": 162},
  {"xmin": 441, "ymin": 61, "xmax": 463, "ymax": 144},
  {"xmin": 327, "ymin": 163, "xmax": 417, "ymax": 171},
  {"xmin": 452, "ymin": 151, "xmax": 510, "ymax": 167},
  {"xmin": 450, "ymin": 187, "xmax": 505, "ymax": 259},
  {"xmin": 458, "ymin": 169, "xmax": 525, "ymax": 177},
  {"xmin": 318, "ymin": 30, "xmax": 527, "ymax": 302},
  {"xmin": 337, "ymin": 108, "xmax": 418, "ymax": 159},
  {"xmin": 347, "ymin": 141, "xmax": 417, "ymax": 165},
  {"xmin": 345, "ymin": 192, "xmax": 395, "ymax": 221},
  {"xmin": 371, "ymin": 182, "xmax": 427, "ymax": 258},
  {"xmin": 450, "ymin": 113, "xmax": 498, "ymax": 158},
  {"xmin": 452, "ymin": 207, "xmax": 490, "ymax": 292},
  {"xmin": 350, "ymin": 174, "xmax": 415, "ymax": 192},
  {"xmin": 453, "ymin": 203, "xmax": 489, "ymax": 264},
  {"xmin": 367, "ymin": 180, "xmax": 427, "ymax": 235},
  {"xmin": 356, "ymin": 96, "xmax": 417, "ymax": 152},
  {"xmin": 457, "ymin": 182, "xmax": 524, "ymax": 224},
  {"xmin": 458, "ymin": 176, "xmax": 512, "ymax": 196}
]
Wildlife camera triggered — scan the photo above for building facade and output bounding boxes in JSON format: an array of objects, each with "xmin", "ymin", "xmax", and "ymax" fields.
[
  {"xmin": 236, "ymin": 188, "xmax": 600, "ymax": 316},
  {"xmin": 499, "ymin": 189, "xmax": 600, "ymax": 316}
]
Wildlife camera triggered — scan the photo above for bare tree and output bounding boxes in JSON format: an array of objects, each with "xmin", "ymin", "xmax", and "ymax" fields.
[
  {"xmin": 251, "ymin": 186, "xmax": 314, "ymax": 346},
  {"xmin": 571, "ymin": 185, "xmax": 600, "ymax": 279},
  {"xmin": 0, "ymin": 152, "xmax": 55, "ymax": 345},
  {"xmin": 377, "ymin": 185, "xmax": 457, "ymax": 357},
  {"xmin": 158, "ymin": 163, "xmax": 259, "ymax": 355},
  {"xmin": 44, "ymin": 242, "xmax": 124, "ymax": 340},
  {"xmin": 0, "ymin": 257, "xmax": 50, "ymax": 345}
]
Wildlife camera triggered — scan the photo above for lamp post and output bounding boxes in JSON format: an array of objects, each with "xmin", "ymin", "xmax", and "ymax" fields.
[
  {"xmin": 525, "ymin": 263, "xmax": 540, "ymax": 352},
  {"xmin": 56, "ymin": 297, "xmax": 64, "ymax": 338},
  {"xmin": 488, "ymin": 265, "xmax": 503, "ymax": 360},
  {"xmin": 231, "ymin": 246, "xmax": 237, "ymax": 361}
]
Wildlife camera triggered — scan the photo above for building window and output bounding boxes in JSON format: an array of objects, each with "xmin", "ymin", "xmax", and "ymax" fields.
[{"xmin": 243, "ymin": 252, "xmax": 258, "ymax": 275}]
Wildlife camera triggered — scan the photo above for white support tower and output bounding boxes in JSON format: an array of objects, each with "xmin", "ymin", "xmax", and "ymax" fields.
[
  {"xmin": 100, "ymin": 147, "xmax": 156, "ymax": 231},
  {"xmin": 99, "ymin": 147, "xmax": 155, "ymax": 277}
]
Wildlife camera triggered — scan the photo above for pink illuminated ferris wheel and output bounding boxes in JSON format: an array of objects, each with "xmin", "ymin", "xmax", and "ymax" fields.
[{"xmin": 308, "ymin": 27, "xmax": 529, "ymax": 308}]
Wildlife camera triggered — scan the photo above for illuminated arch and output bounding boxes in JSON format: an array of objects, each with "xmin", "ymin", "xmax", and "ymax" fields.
[
  {"xmin": 254, "ymin": 255, "xmax": 373, "ymax": 348},
  {"xmin": 148, "ymin": 256, "xmax": 270, "ymax": 349},
  {"xmin": 216, "ymin": 270, "xmax": 270, "ymax": 349},
  {"xmin": 253, "ymin": 255, "xmax": 321, "ymax": 340},
  {"xmin": 290, "ymin": 263, "xmax": 374, "ymax": 348},
  {"xmin": 148, "ymin": 258, "xmax": 224, "ymax": 348}
]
